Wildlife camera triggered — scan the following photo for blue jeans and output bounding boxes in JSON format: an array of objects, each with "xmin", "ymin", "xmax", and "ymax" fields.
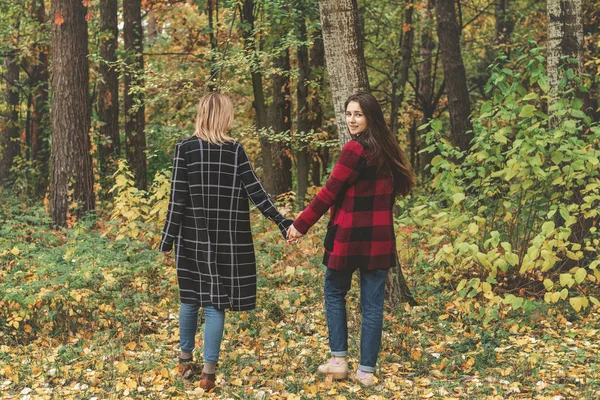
[
  {"xmin": 179, "ymin": 303, "xmax": 225, "ymax": 363},
  {"xmin": 324, "ymin": 267, "xmax": 388, "ymax": 373}
]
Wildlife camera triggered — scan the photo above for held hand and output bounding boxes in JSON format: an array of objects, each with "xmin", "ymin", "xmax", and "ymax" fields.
[{"xmin": 287, "ymin": 224, "xmax": 304, "ymax": 243}]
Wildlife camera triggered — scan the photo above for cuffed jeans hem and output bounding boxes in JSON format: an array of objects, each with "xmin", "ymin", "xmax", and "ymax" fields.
[
  {"xmin": 358, "ymin": 364, "xmax": 376, "ymax": 373},
  {"xmin": 330, "ymin": 351, "xmax": 348, "ymax": 357}
]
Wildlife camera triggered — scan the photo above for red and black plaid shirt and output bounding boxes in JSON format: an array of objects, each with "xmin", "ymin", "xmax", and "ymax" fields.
[{"xmin": 293, "ymin": 140, "xmax": 396, "ymax": 270}]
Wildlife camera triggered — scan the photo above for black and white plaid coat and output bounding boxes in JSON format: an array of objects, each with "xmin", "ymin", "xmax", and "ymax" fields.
[{"xmin": 159, "ymin": 137, "xmax": 292, "ymax": 311}]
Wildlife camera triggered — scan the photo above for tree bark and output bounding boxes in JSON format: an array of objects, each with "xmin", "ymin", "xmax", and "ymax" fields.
[
  {"xmin": 295, "ymin": 11, "xmax": 310, "ymax": 205},
  {"xmin": 0, "ymin": 53, "xmax": 20, "ymax": 184},
  {"xmin": 495, "ymin": 0, "xmax": 514, "ymax": 45},
  {"xmin": 49, "ymin": 0, "xmax": 95, "ymax": 227},
  {"xmin": 240, "ymin": 0, "xmax": 273, "ymax": 189},
  {"xmin": 547, "ymin": 0, "xmax": 584, "ymax": 111},
  {"xmin": 98, "ymin": 0, "xmax": 119, "ymax": 181},
  {"xmin": 267, "ymin": 49, "xmax": 293, "ymax": 195},
  {"xmin": 30, "ymin": 0, "xmax": 51, "ymax": 195},
  {"xmin": 205, "ymin": 0, "xmax": 219, "ymax": 91},
  {"xmin": 309, "ymin": 28, "xmax": 325, "ymax": 187},
  {"xmin": 390, "ymin": 2, "xmax": 414, "ymax": 137},
  {"xmin": 123, "ymin": 0, "xmax": 147, "ymax": 190},
  {"xmin": 418, "ymin": 0, "xmax": 436, "ymax": 175},
  {"xmin": 435, "ymin": 0, "xmax": 473, "ymax": 152},
  {"xmin": 318, "ymin": 0, "xmax": 369, "ymax": 146}
]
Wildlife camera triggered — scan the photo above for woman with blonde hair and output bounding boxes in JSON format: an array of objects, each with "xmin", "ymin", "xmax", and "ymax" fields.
[{"xmin": 160, "ymin": 93, "xmax": 292, "ymax": 390}]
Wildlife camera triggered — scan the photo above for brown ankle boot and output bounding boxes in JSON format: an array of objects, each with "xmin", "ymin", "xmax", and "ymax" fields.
[{"xmin": 199, "ymin": 371, "xmax": 216, "ymax": 390}]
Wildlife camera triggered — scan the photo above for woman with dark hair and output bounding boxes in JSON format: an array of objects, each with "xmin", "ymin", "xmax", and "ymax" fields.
[{"xmin": 288, "ymin": 92, "xmax": 415, "ymax": 386}]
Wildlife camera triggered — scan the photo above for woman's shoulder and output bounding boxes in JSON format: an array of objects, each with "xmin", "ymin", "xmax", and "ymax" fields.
[{"xmin": 342, "ymin": 139, "xmax": 366, "ymax": 155}]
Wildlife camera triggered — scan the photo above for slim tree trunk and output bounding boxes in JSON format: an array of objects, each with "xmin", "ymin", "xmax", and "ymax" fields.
[
  {"xmin": 495, "ymin": 0, "xmax": 514, "ymax": 45},
  {"xmin": 147, "ymin": 10, "xmax": 158, "ymax": 42},
  {"xmin": 435, "ymin": 0, "xmax": 473, "ymax": 152},
  {"xmin": 98, "ymin": 0, "xmax": 119, "ymax": 181},
  {"xmin": 30, "ymin": 0, "xmax": 50, "ymax": 195},
  {"xmin": 318, "ymin": 0, "xmax": 369, "ymax": 146},
  {"xmin": 205, "ymin": 0, "xmax": 219, "ymax": 91},
  {"xmin": 310, "ymin": 28, "xmax": 325, "ymax": 187},
  {"xmin": 240, "ymin": 0, "xmax": 273, "ymax": 188},
  {"xmin": 419, "ymin": 0, "xmax": 436, "ymax": 175},
  {"xmin": 123, "ymin": 0, "xmax": 147, "ymax": 190},
  {"xmin": 390, "ymin": 2, "xmax": 414, "ymax": 136},
  {"xmin": 547, "ymin": 0, "xmax": 584, "ymax": 110},
  {"xmin": 296, "ymin": 12, "xmax": 310, "ymax": 205},
  {"xmin": 0, "ymin": 54, "xmax": 20, "ymax": 184},
  {"xmin": 267, "ymin": 49, "xmax": 293, "ymax": 195},
  {"xmin": 50, "ymin": 0, "xmax": 95, "ymax": 227}
]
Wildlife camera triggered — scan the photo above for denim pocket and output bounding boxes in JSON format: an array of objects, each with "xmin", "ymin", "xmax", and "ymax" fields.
[{"xmin": 324, "ymin": 223, "xmax": 338, "ymax": 252}]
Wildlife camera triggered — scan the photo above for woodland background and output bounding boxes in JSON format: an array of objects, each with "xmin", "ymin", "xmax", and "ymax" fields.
[{"xmin": 0, "ymin": 0, "xmax": 599, "ymax": 398}]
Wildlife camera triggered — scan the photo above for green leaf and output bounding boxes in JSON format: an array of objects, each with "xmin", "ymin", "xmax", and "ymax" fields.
[
  {"xmin": 452, "ymin": 193, "xmax": 466, "ymax": 205},
  {"xmin": 574, "ymin": 268, "xmax": 587, "ymax": 284},
  {"xmin": 522, "ymin": 92, "xmax": 539, "ymax": 101},
  {"xmin": 543, "ymin": 279, "xmax": 554, "ymax": 290},
  {"xmin": 560, "ymin": 273, "xmax": 574, "ymax": 288},
  {"xmin": 519, "ymin": 105, "xmax": 536, "ymax": 117},
  {"xmin": 551, "ymin": 151, "xmax": 564, "ymax": 164}
]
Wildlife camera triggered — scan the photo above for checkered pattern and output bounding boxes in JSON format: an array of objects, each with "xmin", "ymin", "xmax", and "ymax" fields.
[
  {"xmin": 159, "ymin": 137, "xmax": 292, "ymax": 311},
  {"xmin": 293, "ymin": 140, "xmax": 396, "ymax": 270}
]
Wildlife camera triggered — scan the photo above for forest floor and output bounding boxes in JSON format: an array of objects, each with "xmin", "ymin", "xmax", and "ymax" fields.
[{"xmin": 1, "ymin": 191, "xmax": 599, "ymax": 399}]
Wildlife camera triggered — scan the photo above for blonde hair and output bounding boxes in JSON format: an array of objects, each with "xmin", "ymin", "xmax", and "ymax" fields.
[{"xmin": 194, "ymin": 93, "xmax": 235, "ymax": 145}]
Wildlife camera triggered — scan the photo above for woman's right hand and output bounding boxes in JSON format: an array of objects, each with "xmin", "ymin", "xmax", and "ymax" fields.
[{"xmin": 287, "ymin": 224, "xmax": 304, "ymax": 243}]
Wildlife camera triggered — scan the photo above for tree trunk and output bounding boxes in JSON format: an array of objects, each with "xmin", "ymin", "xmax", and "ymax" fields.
[
  {"xmin": 98, "ymin": 0, "xmax": 119, "ymax": 181},
  {"xmin": 30, "ymin": 0, "xmax": 50, "ymax": 195},
  {"xmin": 0, "ymin": 53, "xmax": 20, "ymax": 184},
  {"xmin": 49, "ymin": 0, "xmax": 95, "ymax": 227},
  {"xmin": 547, "ymin": 0, "xmax": 592, "ymax": 270},
  {"xmin": 495, "ymin": 0, "xmax": 514, "ymax": 45},
  {"xmin": 547, "ymin": 0, "xmax": 584, "ymax": 111},
  {"xmin": 240, "ymin": 0, "xmax": 273, "ymax": 188},
  {"xmin": 310, "ymin": 28, "xmax": 325, "ymax": 187},
  {"xmin": 205, "ymin": 0, "xmax": 219, "ymax": 91},
  {"xmin": 390, "ymin": 2, "xmax": 414, "ymax": 137},
  {"xmin": 435, "ymin": 0, "xmax": 473, "ymax": 152},
  {"xmin": 147, "ymin": 10, "xmax": 158, "ymax": 42},
  {"xmin": 386, "ymin": 255, "xmax": 417, "ymax": 307},
  {"xmin": 318, "ymin": 0, "xmax": 369, "ymax": 146},
  {"xmin": 123, "ymin": 0, "xmax": 147, "ymax": 190},
  {"xmin": 418, "ymin": 0, "xmax": 436, "ymax": 176},
  {"xmin": 267, "ymin": 49, "xmax": 293, "ymax": 195},
  {"xmin": 295, "ymin": 11, "xmax": 310, "ymax": 205}
]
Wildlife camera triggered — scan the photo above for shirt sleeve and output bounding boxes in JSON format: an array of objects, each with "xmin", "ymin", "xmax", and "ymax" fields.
[
  {"xmin": 159, "ymin": 141, "xmax": 189, "ymax": 252},
  {"xmin": 293, "ymin": 140, "xmax": 366, "ymax": 234},
  {"xmin": 238, "ymin": 144, "xmax": 293, "ymax": 239}
]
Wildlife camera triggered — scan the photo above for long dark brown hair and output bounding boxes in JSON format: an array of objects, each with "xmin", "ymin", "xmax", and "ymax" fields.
[{"xmin": 344, "ymin": 92, "xmax": 415, "ymax": 197}]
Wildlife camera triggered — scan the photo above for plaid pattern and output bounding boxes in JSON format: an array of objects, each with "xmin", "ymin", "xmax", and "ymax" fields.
[
  {"xmin": 293, "ymin": 140, "xmax": 397, "ymax": 270},
  {"xmin": 159, "ymin": 137, "xmax": 292, "ymax": 311}
]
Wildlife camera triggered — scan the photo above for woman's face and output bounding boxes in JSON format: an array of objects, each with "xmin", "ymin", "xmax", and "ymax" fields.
[{"xmin": 346, "ymin": 101, "xmax": 368, "ymax": 137}]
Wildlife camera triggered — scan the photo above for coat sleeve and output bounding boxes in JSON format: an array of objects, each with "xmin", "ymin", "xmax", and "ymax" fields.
[
  {"xmin": 238, "ymin": 144, "xmax": 292, "ymax": 239},
  {"xmin": 159, "ymin": 142, "xmax": 189, "ymax": 252},
  {"xmin": 293, "ymin": 140, "xmax": 365, "ymax": 234}
]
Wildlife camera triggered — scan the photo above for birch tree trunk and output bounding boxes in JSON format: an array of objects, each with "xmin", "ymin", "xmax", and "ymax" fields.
[
  {"xmin": 318, "ymin": 0, "xmax": 369, "ymax": 146},
  {"xmin": 49, "ymin": 0, "xmax": 95, "ymax": 227},
  {"xmin": 547, "ymin": 0, "xmax": 583, "ymax": 108}
]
